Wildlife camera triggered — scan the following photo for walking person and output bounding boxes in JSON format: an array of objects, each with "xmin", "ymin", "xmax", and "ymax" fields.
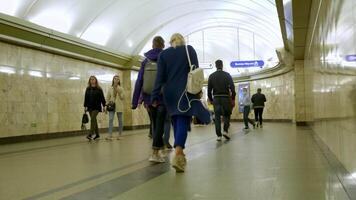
[
  {"xmin": 251, "ymin": 88, "xmax": 267, "ymax": 128},
  {"xmin": 106, "ymin": 75, "xmax": 125, "ymax": 140},
  {"xmin": 240, "ymin": 88, "xmax": 255, "ymax": 130},
  {"xmin": 132, "ymin": 36, "xmax": 167, "ymax": 163},
  {"xmin": 208, "ymin": 60, "xmax": 236, "ymax": 141},
  {"xmin": 151, "ymin": 33, "xmax": 210, "ymax": 172},
  {"xmin": 84, "ymin": 76, "xmax": 106, "ymax": 140}
]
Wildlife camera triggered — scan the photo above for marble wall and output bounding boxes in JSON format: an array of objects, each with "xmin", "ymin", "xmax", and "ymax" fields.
[
  {"xmin": 304, "ymin": 0, "xmax": 356, "ymax": 174},
  {"xmin": 231, "ymin": 71, "xmax": 295, "ymax": 121},
  {"xmin": 0, "ymin": 41, "xmax": 127, "ymax": 138}
]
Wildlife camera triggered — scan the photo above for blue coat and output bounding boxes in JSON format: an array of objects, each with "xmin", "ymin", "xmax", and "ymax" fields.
[{"xmin": 151, "ymin": 45, "xmax": 211, "ymax": 124}]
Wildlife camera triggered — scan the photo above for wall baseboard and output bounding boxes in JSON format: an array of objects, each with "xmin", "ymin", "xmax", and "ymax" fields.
[
  {"xmin": 231, "ymin": 119, "xmax": 293, "ymax": 123},
  {"xmin": 0, "ymin": 124, "xmax": 150, "ymax": 145}
]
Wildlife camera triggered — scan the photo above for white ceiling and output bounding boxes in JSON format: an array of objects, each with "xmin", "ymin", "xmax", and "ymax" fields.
[{"xmin": 0, "ymin": 0, "xmax": 283, "ymax": 75}]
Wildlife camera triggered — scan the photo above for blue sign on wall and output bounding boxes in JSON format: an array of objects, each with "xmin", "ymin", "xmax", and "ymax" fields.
[
  {"xmin": 230, "ymin": 60, "xmax": 265, "ymax": 68},
  {"xmin": 345, "ymin": 55, "xmax": 356, "ymax": 62}
]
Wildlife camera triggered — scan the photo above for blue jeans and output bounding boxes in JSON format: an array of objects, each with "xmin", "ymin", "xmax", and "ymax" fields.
[
  {"xmin": 243, "ymin": 106, "xmax": 254, "ymax": 128},
  {"xmin": 108, "ymin": 111, "xmax": 123, "ymax": 136},
  {"xmin": 172, "ymin": 115, "xmax": 191, "ymax": 149}
]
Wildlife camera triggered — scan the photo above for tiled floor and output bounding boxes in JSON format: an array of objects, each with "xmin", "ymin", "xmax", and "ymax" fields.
[{"xmin": 0, "ymin": 123, "xmax": 351, "ymax": 200}]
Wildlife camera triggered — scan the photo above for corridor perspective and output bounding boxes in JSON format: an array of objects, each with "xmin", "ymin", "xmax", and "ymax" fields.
[{"xmin": 0, "ymin": 0, "xmax": 356, "ymax": 199}]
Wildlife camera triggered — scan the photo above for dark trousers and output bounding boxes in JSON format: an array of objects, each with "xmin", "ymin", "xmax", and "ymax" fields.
[
  {"xmin": 254, "ymin": 108, "xmax": 264, "ymax": 125},
  {"xmin": 213, "ymin": 97, "xmax": 232, "ymax": 136},
  {"xmin": 243, "ymin": 106, "xmax": 254, "ymax": 128},
  {"xmin": 150, "ymin": 105, "xmax": 167, "ymax": 150},
  {"xmin": 146, "ymin": 108, "xmax": 153, "ymax": 137},
  {"xmin": 172, "ymin": 115, "xmax": 191, "ymax": 149},
  {"xmin": 89, "ymin": 110, "xmax": 99, "ymax": 135}
]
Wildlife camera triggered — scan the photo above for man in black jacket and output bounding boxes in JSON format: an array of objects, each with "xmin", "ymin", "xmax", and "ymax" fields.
[
  {"xmin": 251, "ymin": 88, "xmax": 267, "ymax": 128},
  {"xmin": 208, "ymin": 60, "xmax": 236, "ymax": 141}
]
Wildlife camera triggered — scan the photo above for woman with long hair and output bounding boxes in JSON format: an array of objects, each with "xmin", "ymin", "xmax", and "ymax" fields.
[
  {"xmin": 84, "ymin": 76, "xmax": 106, "ymax": 140},
  {"xmin": 151, "ymin": 33, "xmax": 210, "ymax": 172},
  {"xmin": 106, "ymin": 75, "xmax": 125, "ymax": 140}
]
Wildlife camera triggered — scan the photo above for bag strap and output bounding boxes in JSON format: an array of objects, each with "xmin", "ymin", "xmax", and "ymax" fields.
[{"xmin": 185, "ymin": 45, "xmax": 193, "ymax": 72}]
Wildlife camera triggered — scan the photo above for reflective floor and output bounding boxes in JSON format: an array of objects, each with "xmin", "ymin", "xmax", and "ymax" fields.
[{"xmin": 0, "ymin": 123, "xmax": 350, "ymax": 200}]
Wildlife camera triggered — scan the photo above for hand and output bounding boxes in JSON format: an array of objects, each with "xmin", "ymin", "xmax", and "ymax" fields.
[
  {"xmin": 84, "ymin": 107, "xmax": 88, "ymax": 112},
  {"xmin": 152, "ymin": 101, "xmax": 158, "ymax": 108},
  {"xmin": 231, "ymin": 100, "xmax": 235, "ymax": 108}
]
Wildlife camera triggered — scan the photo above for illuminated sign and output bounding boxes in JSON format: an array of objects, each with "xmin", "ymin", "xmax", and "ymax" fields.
[{"xmin": 230, "ymin": 60, "xmax": 265, "ymax": 68}]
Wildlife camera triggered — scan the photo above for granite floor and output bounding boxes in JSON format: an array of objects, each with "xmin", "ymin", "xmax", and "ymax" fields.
[{"xmin": 0, "ymin": 123, "xmax": 351, "ymax": 200}]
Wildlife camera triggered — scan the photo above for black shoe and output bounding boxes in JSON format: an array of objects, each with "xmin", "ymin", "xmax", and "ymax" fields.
[
  {"xmin": 244, "ymin": 127, "xmax": 249, "ymax": 130},
  {"xmin": 256, "ymin": 123, "xmax": 259, "ymax": 128},
  {"xmin": 222, "ymin": 132, "xmax": 230, "ymax": 140},
  {"xmin": 165, "ymin": 143, "xmax": 173, "ymax": 149},
  {"xmin": 93, "ymin": 134, "xmax": 100, "ymax": 140},
  {"xmin": 253, "ymin": 124, "xmax": 256, "ymax": 129},
  {"xmin": 86, "ymin": 135, "xmax": 92, "ymax": 141}
]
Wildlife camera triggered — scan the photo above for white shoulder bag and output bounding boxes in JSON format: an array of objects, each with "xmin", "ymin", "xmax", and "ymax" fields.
[
  {"xmin": 185, "ymin": 45, "xmax": 204, "ymax": 94},
  {"xmin": 177, "ymin": 45, "xmax": 204, "ymax": 113}
]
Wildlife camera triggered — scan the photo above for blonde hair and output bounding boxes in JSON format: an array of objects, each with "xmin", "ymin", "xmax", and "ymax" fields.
[{"xmin": 170, "ymin": 33, "xmax": 186, "ymax": 48}]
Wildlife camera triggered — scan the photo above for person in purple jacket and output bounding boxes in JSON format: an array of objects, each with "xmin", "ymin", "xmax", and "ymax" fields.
[{"xmin": 132, "ymin": 36, "xmax": 168, "ymax": 163}]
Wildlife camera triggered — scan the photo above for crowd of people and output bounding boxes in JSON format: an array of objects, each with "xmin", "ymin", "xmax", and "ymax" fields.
[{"xmin": 83, "ymin": 33, "xmax": 267, "ymax": 173}]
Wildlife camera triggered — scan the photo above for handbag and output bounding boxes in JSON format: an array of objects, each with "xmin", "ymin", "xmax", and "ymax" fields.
[
  {"xmin": 185, "ymin": 45, "xmax": 204, "ymax": 94},
  {"xmin": 82, "ymin": 112, "xmax": 89, "ymax": 124},
  {"xmin": 106, "ymin": 101, "xmax": 116, "ymax": 111}
]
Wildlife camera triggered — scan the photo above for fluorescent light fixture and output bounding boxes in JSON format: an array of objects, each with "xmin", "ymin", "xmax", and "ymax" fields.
[
  {"xmin": 28, "ymin": 70, "xmax": 43, "ymax": 77},
  {"xmin": 0, "ymin": 66, "xmax": 16, "ymax": 74},
  {"xmin": 0, "ymin": 0, "xmax": 20, "ymax": 16},
  {"xmin": 96, "ymin": 74, "xmax": 115, "ymax": 83},
  {"xmin": 127, "ymin": 40, "xmax": 133, "ymax": 48},
  {"xmin": 81, "ymin": 24, "xmax": 112, "ymax": 46},
  {"xmin": 69, "ymin": 76, "xmax": 80, "ymax": 80},
  {"xmin": 29, "ymin": 9, "xmax": 72, "ymax": 33}
]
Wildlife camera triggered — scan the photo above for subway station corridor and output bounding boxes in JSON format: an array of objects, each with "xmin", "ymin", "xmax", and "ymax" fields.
[
  {"xmin": 1, "ymin": 0, "xmax": 356, "ymax": 199},
  {"xmin": 0, "ymin": 123, "xmax": 351, "ymax": 200}
]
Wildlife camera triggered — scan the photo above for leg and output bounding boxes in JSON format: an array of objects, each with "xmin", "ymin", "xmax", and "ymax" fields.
[
  {"xmin": 213, "ymin": 99, "xmax": 223, "ymax": 137},
  {"xmin": 259, "ymin": 108, "xmax": 264, "ymax": 125},
  {"xmin": 172, "ymin": 116, "xmax": 190, "ymax": 149},
  {"xmin": 222, "ymin": 98, "xmax": 232, "ymax": 133},
  {"xmin": 172, "ymin": 115, "xmax": 190, "ymax": 172},
  {"xmin": 254, "ymin": 108, "xmax": 259, "ymax": 122},
  {"xmin": 149, "ymin": 106, "xmax": 157, "ymax": 138},
  {"xmin": 147, "ymin": 108, "xmax": 153, "ymax": 138},
  {"xmin": 243, "ymin": 106, "xmax": 249, "ymax": 128},
  {"xmin": 108, "ymin": 111, "xmax": 115, "ymax": 136},
  {"xmin": 152, "ymin": 105, "xmax": 166, "ymax": 150},
  {"xmin": 163, "ymin": 114, "xmax": 171, "ymax": 146},
  {"xmin": 90, "ymin": 110, "xmax": 99, "ymax": 139},
  {"xmin": 117, "ymin": 112, "xmax": 123, "ymax": 136}
]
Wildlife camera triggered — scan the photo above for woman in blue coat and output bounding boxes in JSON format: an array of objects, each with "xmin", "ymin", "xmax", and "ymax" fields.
[{"xmin": 151, "ymin": 33, "xmax": 210, "ymax": 172}]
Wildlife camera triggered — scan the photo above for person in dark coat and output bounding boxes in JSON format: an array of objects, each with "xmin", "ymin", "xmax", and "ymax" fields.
[
  {"xmin": 84, "ymin": 76, "xmax": 106, "ymax": 140},
  {"xmin": 251, "ymin": 88, "xmax": 267, "ymax": 128},
  {"xmin": 151, "ymin": 33, "xmax": 210, "ymax": 172}
]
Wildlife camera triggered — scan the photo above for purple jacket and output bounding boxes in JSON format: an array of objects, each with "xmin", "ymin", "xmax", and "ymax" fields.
[{"xmin": 132, "ymin": 48, "xmax": 163, "ymax": 108}]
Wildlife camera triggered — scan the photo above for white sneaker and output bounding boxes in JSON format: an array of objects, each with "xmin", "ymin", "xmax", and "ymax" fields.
[
  {"xmin": 217, "ymin": 136, "xmax": 222, "ymax": 141},
  {"xmin": 159, "ymin": 150, "xmax": 168, "ymax": 158},
  {"xmin": 148, "ymin": 154, "xmax": 165, "ymax": 163}
]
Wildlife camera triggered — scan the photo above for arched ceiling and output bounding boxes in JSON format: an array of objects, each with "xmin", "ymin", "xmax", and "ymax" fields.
[{"xmin": 0, "ymin": 0, "xmax": 283, "ymax": 57}]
